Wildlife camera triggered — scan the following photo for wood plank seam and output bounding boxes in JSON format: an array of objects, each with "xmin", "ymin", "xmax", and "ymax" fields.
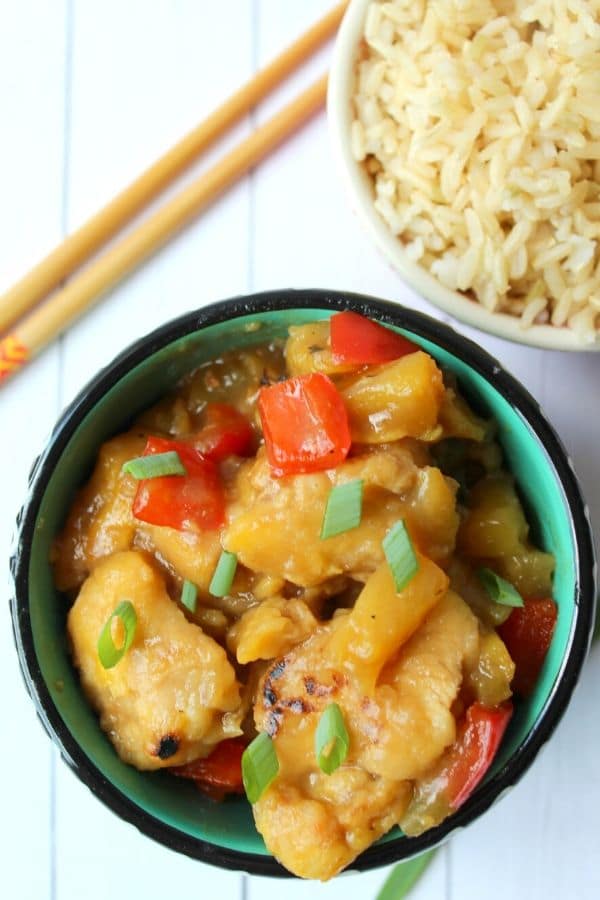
[{"xmin": 52, "ymin": 1, "xmax": 75, "ymax": 898}]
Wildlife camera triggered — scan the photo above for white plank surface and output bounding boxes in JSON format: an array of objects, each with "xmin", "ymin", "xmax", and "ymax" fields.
[
  {"xmin": 0, "ymin": 3, "xmax": 66, "ymax": 899},
  {"xmin": 2, "ymin": 2, "xmax": 598, "ymax": 899}
]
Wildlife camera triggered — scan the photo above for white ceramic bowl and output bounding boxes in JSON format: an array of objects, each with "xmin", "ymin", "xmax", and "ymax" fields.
[{"xmin": 327, "ymin": 0, "xmax": 600, "ymax": 352}]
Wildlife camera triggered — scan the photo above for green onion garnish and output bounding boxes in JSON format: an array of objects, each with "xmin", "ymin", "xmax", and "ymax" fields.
[
  {"xmin": 375, "ymin": 851, "xmax": 437, "ymax": 900},
  {"xmin": 122, "ymin": 451, "xmax": 186, "ymax": 480},
  {"xmin": 320, "ymin": 479, "xmax": 364, "ymax": 539},
  {"xmin": 180, "ymin": 579, "xmax": 197, "ymax": 613},
  {"xmin": 478, "ymin": 568, "xmax": 524, "ymax": 607},
  {"xmin": 97, "ymin": 601, "xmax": 137, "ymax": 669},
  {"xmin": 315, "ymin": 702, "xmax": 350, "ymax": 775},
  {"xmin": 242, "ymin": 732, "xmax": 279, "ymax": 803},
  {"xmin": 209, "ymin": 550, "xmax": 238, "ymax": 597},
  {"xmin": 383, "ymin": 519, "xmax": 419, "ymax": 592}
]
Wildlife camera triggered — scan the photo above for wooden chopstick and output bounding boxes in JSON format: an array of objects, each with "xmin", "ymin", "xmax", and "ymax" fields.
[
  {"xmin": 0, "ymin": 75, "xmax": 328, "ymax": 383},
  {"xmin": 0, "ymin": 1, "xmax": 347, "ymax": 335}
]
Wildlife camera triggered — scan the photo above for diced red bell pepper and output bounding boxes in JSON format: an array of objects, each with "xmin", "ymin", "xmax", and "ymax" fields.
[
  {"xmin": 192, "ymin": 403, "xmax": 254, "ymax": 462},
  {"xmin": 445, "ymin": 702, "xmax": 513, "ymax": 809},
  {"xmin": 132, "ymin": 436, "xmax": 225, "ymax": 531},
  {"xmin": 171, "ymin": 737, "xmax": 246, "ymax": 797},
  {"xmin": 258, "ymin": 373, "xmax": 351, "ymax": 477},
  {"xmin": 498, "ymin": 597, "xmax": 558, "ymax": 697},
  {"xmin": 330, "ymin": 311, "xmax": 419, "ymax": 365},
  {"xmin": 400, "ymin": 701, "xmax": 513, "ymax": 833}
]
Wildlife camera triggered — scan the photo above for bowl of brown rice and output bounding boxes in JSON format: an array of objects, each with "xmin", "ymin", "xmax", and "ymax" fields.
[{"xmin": 328, "ymin": 0, "xmax": 600, "ymax": 350}]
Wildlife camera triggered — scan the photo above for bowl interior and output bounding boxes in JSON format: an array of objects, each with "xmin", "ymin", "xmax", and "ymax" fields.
[{"xmin": 27, "ymin": 306, "xmax": 577, "ymax": 857}]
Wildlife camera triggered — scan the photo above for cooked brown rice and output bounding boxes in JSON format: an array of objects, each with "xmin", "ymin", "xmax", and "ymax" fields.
[{"xmin": 351, "ymin": 0, "xmax": 600, "ymax": 341}]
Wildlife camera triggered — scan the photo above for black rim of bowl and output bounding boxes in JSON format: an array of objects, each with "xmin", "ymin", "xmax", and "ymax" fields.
[{"xmin": 10, "ymin": 288, "xmax": 597, "ymax": 877}]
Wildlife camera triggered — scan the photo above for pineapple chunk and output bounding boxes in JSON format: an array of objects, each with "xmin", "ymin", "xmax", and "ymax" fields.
[
  {"xmin": 339, "ymin": 352, "xmax": 444, "ymax": 443},
  {"xmin": 439, "ymin": 387, "xmax": 488, "ymax": 441},
  {"xmin": 285, "ymin": 321, "xmax": 358, "ymax": 377},
  {"xmin": 465, "ymin": 629, "xmax": 515, "ymax": 706},
  {"xmin": 459, "ymin": 474, "xmax": 554, "ymax": 595},
  {"xmin": 330, "ymin": 554, "xmax": 449, "ymax": 690},
  {"xmin": 227, "ymin": 596, "xmax": 318, "ymax": 664}
]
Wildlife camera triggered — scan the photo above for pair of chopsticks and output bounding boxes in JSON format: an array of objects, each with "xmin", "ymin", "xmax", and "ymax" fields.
[{"xmin": 0, "ymin": 2, "xmax": 348, "ymax": 385}]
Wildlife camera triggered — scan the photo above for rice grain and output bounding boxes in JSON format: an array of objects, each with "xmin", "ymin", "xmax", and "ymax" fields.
[{"xmin": 352, "ymin": 0, "xmax": 600, "ymax": 340}]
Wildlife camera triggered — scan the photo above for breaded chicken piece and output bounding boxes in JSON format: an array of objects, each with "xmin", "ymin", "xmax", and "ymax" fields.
[
  {"xmin": 252, "ymin": 577, "xmax": 479, "ymax": 880},
  {"xmin": 67, "ymin": 550, "xmax": 241, "ymax": 770},
  {"xmin": 52, "ymin": 431, "xmax": 226, "ymax": 596},
  {"xmin": 225, "ymin": 444, "xmax": 458, "ymax": 587},
  {"xmin": 52, "ymin": 434, "xmax": 144, "ymax": 592}
]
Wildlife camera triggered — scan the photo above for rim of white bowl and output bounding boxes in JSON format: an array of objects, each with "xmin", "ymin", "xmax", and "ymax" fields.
[{"xmin": 327, "ymin": 0, "xmax": 600, "ymax": 352}]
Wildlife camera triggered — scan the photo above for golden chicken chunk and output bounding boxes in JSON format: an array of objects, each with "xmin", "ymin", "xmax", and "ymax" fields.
[
  {"xmin": 225, "ymin": 445, "xmax": 458, "ymax": 586},
  {"xmin": 68, "ymin": 550, "xmax": 241, "ymax": 770},
  {"xmin": 52, "ymin": 434, "xmax": 144, "ymax": 592},
  {"xmin": 254, "ymin": 771, "xmax": 412, "ymax": 881},
  {"xmin": 251, "ymin": 559, "xmax": 479, "ymax": 879},
  {"xmin": 52, "ymin": 431, "xmax": 226, "ymax": 595},
  {"xmin": 135, "ymin": 523, "xmax": 223, "ymax": 592}
]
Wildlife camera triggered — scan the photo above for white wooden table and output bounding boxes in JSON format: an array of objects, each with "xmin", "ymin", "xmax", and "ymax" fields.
[{"xmin": 2, "ymin": 3, "xmax": 599, "ymax": 898}]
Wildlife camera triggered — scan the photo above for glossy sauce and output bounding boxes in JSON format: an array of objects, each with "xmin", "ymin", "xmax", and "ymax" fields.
[{"xmin": 53, "ymin": 322, "xmax": 555, "ymax": 880}]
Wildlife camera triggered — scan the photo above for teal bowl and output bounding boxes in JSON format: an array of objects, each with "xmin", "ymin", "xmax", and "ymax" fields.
[{"xmin": 11, "ymin": 290, "xmax": 596, "ymax": 876}]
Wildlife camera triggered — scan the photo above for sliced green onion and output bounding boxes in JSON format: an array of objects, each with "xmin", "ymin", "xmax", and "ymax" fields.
[
  {"xmin": 242, "ymin": 732, "xmax": 279, "ymax": 803},
  {"xmin": 209, "ymin": 550, "xmax": 238, "ymax": 597},
  {"xmin": 97, "ymin": 600, "xmax": 137, "ymax": 669},
  {"xmin": 315, "ymin": 702, "xmax": 349, "ymax": 775},
  {"xmin": 320, "ymin": 479, "xmax": 364, "ymax": 540},
  {"xmin": 383, "ymin": 519, "xmax": 419, "ymax": 592},
  {"xmin": 180, "ymin": 579, "xmax": 197, "ymax": 613},
  {"xmin": 478, "ymin": 567, "xmax": 524, "ymax": 607},
  {"xmin": 375, "ymin": 851, "xmax": 437, "ymax": 900},
  {"xmin": 122, "ymin": 451, "xmax": 186, "ymax": 480}
]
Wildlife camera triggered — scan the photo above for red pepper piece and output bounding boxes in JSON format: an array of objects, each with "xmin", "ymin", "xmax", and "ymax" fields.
[
  {"xmin": 171, "ymin": 737, "xmax": 246, "ymax": 797},
  {"xmin": 330, "ymin": 311, "xmax": 419, "ymax": 365},
  {"xmin": 132, "ymin": 436, "xmax": 225, "ymax": 531},
  {"xmin": 445, "ymin": 702, "xmax": 513, "ymax": 809},
  {"xmin": 258, "ymin": 373, "xmax": 351, "ymax": 476},
  {"xmin": 498, "ymin": 597, "xmax": 558, "ymax": 697},
  {"xmin": 192, "ymin": 403, "xmax": 254, "ymax": 462}
]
